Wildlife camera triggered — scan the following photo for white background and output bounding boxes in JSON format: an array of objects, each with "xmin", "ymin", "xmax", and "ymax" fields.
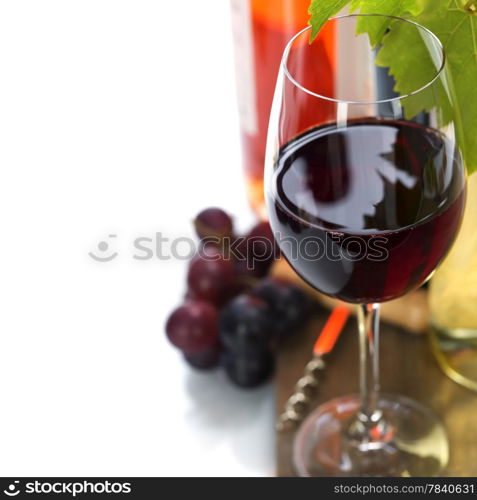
[{"xmin": 0, "ymin": 0, "xmax": 275, "ymax": 476}]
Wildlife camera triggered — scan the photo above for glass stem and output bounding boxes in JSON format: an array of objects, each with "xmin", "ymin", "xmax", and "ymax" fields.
[
  {"xmin": 357, "ymin": 303, "xmax": 382, "ymax": 424},
  {"xmin": 347, "ymin": 303, "xmax": 389, "ymax": 445}
]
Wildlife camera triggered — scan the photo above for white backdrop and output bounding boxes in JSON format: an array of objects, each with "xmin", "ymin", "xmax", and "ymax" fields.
[{"xmin": 0, "ymin": 0, "xmax": 275, "ymax": 476}]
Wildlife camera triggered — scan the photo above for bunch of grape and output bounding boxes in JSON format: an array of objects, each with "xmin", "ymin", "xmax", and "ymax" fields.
[{"xmin": 165, "ymin": 208, "xmax": 312, "ymax": 388}]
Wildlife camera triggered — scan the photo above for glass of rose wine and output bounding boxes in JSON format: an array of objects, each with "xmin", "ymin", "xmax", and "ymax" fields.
[{"xmin": 265, "ymin": 14, "xmax": 466, "ymax": 477}]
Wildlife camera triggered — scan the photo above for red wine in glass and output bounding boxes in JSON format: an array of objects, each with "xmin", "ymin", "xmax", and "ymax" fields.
[{"xmin": 268, "ymin": 118, "xmax": 466, "ymax": 303}]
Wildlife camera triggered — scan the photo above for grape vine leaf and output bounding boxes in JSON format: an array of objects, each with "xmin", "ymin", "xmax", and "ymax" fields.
[
  {"xmin": 375, "ymin": 0, "xmax": 477, "ymax": 173},
  {"xmin": 374, "ymin": 20, "xmax": 446, "ymax": 120},
  {"xmin": 308, "ymin": 0, "xmax": 423, "ymax": 43},
  {"xmin": 308, "ymin": 0, "xmax": 350, "ymax": 39},
  {"xmin": 349, "ymin": 0, "xmax": 424, "ymax": 46},
  {"xmin": 308, "ymin": 0, "xmax": 477, "ymax": 174}
]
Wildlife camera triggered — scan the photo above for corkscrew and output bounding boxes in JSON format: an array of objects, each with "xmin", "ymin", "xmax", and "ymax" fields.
[{"xmin": 276, "ymin": 305, "xmax": 350, "ymax": 432}]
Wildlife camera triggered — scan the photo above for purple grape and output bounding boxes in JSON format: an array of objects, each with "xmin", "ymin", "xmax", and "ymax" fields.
[
  {"xmin": 166, "ymin": 300, "xmax": 218, "ymax": 354},
  {"xmin": 252, "ymin": 278, "xmax": 312, "ymax": 339},
  {"xmin": 194, "ymin": 207, "xmax": 233, "ymax": 240},
  {"xmin": 219, "ymin": 294, "xmax": 273, "ymax": 355},
  {"xmin": 222, "ymin": 350, "xmax": 274, "ymax": 388}
]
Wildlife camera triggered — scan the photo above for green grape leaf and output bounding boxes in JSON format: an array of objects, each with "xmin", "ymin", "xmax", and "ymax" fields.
[
  {"xmin": 376, "ymin": 1, "xmax": 477, "ymax": 173},
  {"xmin": 308, "ymin": 0, "xmax": 477, "ymax": 173},
  {"xmin": 308, "ymin": 0, "xmax": 351, "ymax": 40},
  {"xmin": 350, "ymin": 0, "xmax": 424, "ymax": 46},
  {"xmin": 308, "ymin": 0, "xmax": 424, "ymax": 43},
  {"xmin": 424, "ymin": 2, "xmax": 477, "ymax": 174},
  {"xmin": 374, "ymin": 20, "xmax": 444, "ymax": 119}
]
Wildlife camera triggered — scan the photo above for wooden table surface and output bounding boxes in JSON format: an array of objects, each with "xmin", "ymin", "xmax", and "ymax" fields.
[{"xmin": 276, "ymin": 311, "xmax": 477, "ymax": 477}]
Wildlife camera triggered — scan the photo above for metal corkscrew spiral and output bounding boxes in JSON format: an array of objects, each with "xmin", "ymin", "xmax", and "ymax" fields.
[{"xmin": 276, "ymin": 306, "xmax": 350, "ymax": 432}]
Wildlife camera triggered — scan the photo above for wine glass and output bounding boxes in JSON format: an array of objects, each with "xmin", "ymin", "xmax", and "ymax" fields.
[{"xmin": 265, "ymin": 14, "xmax": 466, "ymax": 477}]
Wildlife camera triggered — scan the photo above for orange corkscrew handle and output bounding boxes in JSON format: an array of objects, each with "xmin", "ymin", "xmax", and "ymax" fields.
[{"xmin": 313, "ymin": 305, "xmax": 350, "ymax": 356}]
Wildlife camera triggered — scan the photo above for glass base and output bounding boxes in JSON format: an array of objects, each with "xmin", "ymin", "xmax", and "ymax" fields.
[{"xmin": 293, "ymin": 394, "xmax": 448, "ymax": 477}]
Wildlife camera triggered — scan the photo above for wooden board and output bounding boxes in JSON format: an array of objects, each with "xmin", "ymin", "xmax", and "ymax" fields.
[{"xmin": 276, "ymin": 311, "xmax": 477, "ymax": 477}]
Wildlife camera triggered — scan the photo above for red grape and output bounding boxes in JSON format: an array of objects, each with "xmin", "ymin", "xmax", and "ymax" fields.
[
  {"xmin": 194, "ymin": 207, "xmax": 233, "ymax": 240},
  {"xmin": 235, "ymin": 221, "xmax": 279, "ymax": 278},
  {"xmin": 165, "ymin": 300, "xmax": 218, "ymax": 354},
  {"xmin": 184, "ymin": 343, "xmax": 220, "ymax": 370},
  {"xmin": 187, "ymin": 246, "xmax": 236, "ymax": 306}
]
